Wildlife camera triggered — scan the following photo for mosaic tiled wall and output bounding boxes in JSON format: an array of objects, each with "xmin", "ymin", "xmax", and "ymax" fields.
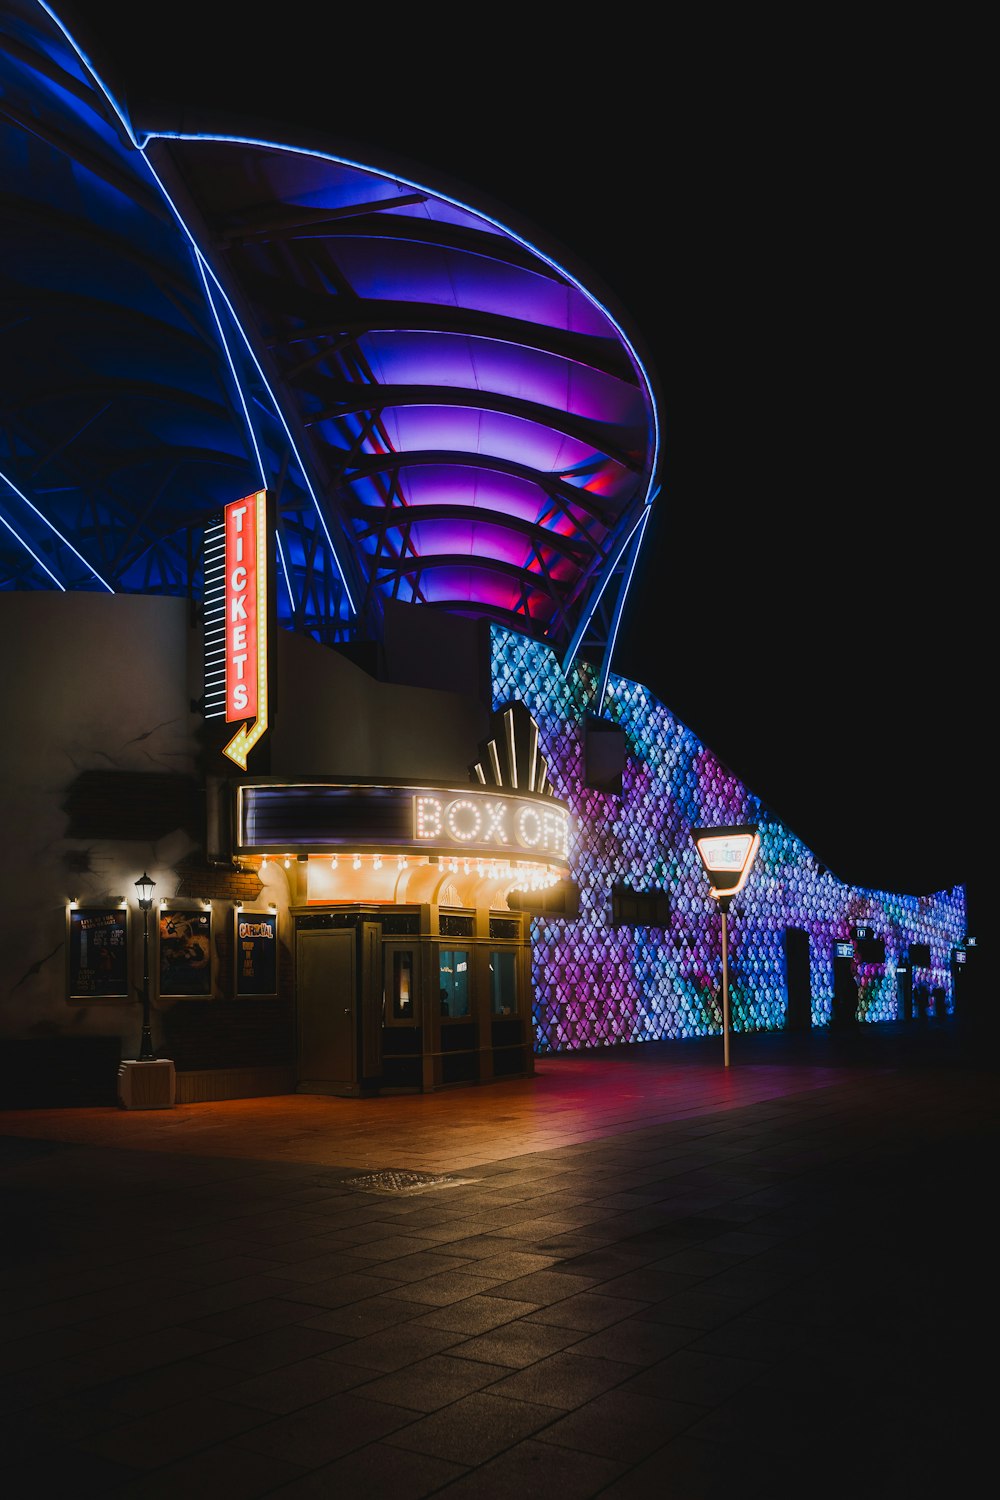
[{"xmin": 491, "ymin": 627, "xmax": 966, "ymax": 1052}]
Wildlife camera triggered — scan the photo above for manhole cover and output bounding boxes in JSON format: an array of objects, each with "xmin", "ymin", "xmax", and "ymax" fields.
[{"xmin": 339, "ymin": 1168, "xmax": 476, "ymax": 1195}]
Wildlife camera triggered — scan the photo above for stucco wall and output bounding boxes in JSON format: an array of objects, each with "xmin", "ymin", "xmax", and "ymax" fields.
[
  {"xmin": 1, "ymin": 594, "xmax": 492, "ymax": 1048},
  {"xmin": 2, "ymin": 594, "xmax": 202, "ymax": 1041}
]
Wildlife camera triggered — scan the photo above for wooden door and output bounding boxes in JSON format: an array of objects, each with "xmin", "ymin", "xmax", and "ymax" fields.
[{"xmin": 296, "ymin": 929, "xmax": 356, "ymax": 1094}]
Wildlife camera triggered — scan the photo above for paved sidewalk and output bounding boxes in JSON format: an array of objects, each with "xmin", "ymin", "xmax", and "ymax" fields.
[{"xmin": 1, "ymin": 1021, "xmax": 995, "ymax": 1497}]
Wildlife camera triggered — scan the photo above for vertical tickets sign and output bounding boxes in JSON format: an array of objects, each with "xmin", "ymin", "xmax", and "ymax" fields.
[
  {"xmin": 225, "ymin": 497, "xmax": 259, "ymax": 722},
  {"xmin": 203, "ymin": 491, "xmax": 271, "ymax": 769}
]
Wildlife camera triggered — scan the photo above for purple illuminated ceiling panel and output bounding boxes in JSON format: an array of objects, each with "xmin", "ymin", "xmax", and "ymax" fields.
[
  {"xmin": 379, "ymin": 467, "xmax": 560, "ymax": 527},
  {"xmin": 378, "ymin": 406, "xmax": 604, "ymax": 475},
  {"xmin": 327, "ymin": 239, "xmax": 613, "ymax": 335},
  {"xmin": 360, "ymin": 332, "xmax": 644, "ymax": 426},
  {"xmin": 402, "ymin": 519, "xmax": 533, "ymax": 569},
  {"xmin": 424, "ymin": 565, "xmax": 527, "ymax": 612}
]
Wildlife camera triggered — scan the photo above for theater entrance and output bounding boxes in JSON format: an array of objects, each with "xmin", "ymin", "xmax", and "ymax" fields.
[
  {"xmin": 292, "ymin": 904, "xmax": 532, "ymax": 1095},
  {"xmin": 296, "ymin": 928, "xmax": 357, "ymax": 1095}
]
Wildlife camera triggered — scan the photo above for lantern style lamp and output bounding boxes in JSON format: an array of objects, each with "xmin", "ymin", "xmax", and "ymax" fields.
[
  {"xmin": 692, "ymin": 825, "xmax": 760, "ymax": 1067},
  {"xmin": 134, "ymin": 872, "xmax": 156, "ymax": 1060}
]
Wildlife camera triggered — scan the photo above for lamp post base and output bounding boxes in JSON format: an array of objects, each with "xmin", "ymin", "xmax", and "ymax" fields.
[{"xmin": 118, "ymin": 1059, "xmax": 175, "ymax": 1110}]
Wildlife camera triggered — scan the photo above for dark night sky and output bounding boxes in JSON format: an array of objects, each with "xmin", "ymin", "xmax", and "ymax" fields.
[{"xmin": 66, "ymin": 6, "xmax": 989, "ymax": 930}]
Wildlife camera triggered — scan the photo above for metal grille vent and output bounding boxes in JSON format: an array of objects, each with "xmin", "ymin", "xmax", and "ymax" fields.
[{"xmin": 339, "ymin": 1169, "xmax": 476, "ymax": 1194}]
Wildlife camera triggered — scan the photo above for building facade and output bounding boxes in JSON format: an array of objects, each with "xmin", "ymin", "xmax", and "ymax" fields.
[{"xmin": 1, "ymin": 592, "xmax": 967, "ymax": 1107}]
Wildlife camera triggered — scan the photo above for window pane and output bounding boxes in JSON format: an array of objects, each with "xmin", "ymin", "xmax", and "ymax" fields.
[
  {"xmin": 391, "ymin": 950, "xmax": 414, "ymax": 1021},
  {"xmin": 439, "ymin": 950, "xmax": 469, "ymax": 1017},
  {"xmin": 489, "ymin": 950, "xmax": 517, "ymax": 1015}
]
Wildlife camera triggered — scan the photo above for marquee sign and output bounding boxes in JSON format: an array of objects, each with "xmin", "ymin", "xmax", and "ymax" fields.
[
  {"xmin": 413, "ymin": 791, "xmax": 569, "ymax": 858},
  {"xmin": 235, "ymin": 781, "xmax": 571, "ymax": 866},
  {"xmin": 203, "ymin": 491, "xmax": 271, "ymax": 770}
]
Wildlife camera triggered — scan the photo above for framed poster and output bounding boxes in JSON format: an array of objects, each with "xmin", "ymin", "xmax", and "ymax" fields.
[
  {"xmin": 234, "ymin": 908, "xmax": 278, "ymax": 997},
  {"xmin": 67, "ymin": 906, "xmax": 129, "ymax": 999},
  {"xmin": 158, "ymin": 907, "xmax": 213, "ymax": 997}
]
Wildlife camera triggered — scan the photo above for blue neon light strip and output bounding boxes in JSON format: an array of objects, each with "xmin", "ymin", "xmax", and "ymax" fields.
[
  {"xmin": 561, "ymin": 498, "xmax": 653, "ymax": 676},
  {"xmin": 134, "ymin": 149, "xmax": 358, "ymax": 617},
  {"xmin": 594, "ymin": 503, "xmax": 653, "ymax": 713},
  {"xmin": 0, "ymin": 467, "xmax": 114, "ymax": 593}
]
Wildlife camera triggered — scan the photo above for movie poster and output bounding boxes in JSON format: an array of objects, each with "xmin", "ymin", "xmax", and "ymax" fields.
[
  {"xmin": 68, "ymin": 907, "xmax": 129, "ymax": 998},
  {"xmin": 158, "ymin": 908, "xmax": 213, "ymax": 996},
  {"xmin": 234, "ymin": 909, "xmax": 278, "ymax": 996}
]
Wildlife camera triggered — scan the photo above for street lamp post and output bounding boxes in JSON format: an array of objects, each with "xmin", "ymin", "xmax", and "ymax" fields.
[
  {"xmin": 718, "ymin": 891, "xmax": 733, "ymax": 1068},
  {"xmin": 135, "ymin": 872, "xmax": 156, "ymax": 1060},
  {"xmin": 692, "ymin": 826, "xmax": 760, "ymax": 1067}
]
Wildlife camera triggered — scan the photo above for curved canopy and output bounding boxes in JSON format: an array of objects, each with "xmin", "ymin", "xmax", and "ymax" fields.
[{"xmin": 1, "ymin": 0, "xmax": 659, "ymax": 672}]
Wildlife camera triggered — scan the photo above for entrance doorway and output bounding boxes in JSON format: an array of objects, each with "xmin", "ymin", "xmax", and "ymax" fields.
[
  {"xmin": 783, "ymin": 927, "xmax": 812, "ymax": 1030},
  {"xmin": 296, "ymin": 928, "xmax": 356, "ymax": 1094}
]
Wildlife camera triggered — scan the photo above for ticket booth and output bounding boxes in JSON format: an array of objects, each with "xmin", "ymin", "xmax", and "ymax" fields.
[
  {"xmin": 231, "ymin": 776, "xmax": 568, "ymax": 1095},
  {"xmin": 293, "ymin": 901, "xmax": 532, "ymax": 1095}
]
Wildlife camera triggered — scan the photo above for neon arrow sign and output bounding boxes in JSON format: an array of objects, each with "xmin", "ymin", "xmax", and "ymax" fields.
[{"xmin": 221, "ymin": 490, "xmax": 269, "ymax": 770}]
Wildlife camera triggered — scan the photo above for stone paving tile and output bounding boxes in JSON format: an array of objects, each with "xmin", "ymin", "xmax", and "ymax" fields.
[
  {"xmin": 682, "ymin": 1308, "xmax": 813, "ymax": 1363},
  {"xmin": 523, "ymin": 1290, "xmax": 651, "ymax": 1332},
  {"xmin": 198, "ymin": 1322, "xmax": 352, "ymax": 1374},
  {"xmin": 602, "ymin": 1430, "xmax": 798, "ymax": 1498},
  {"xmin": 84, "ymin": 1356, "xmax": 248, "ymax": 1416},
  {"xmin": 488, "ymin": 1269, "xmax": 599, "ymax": 1304},
  {"xmin": 221, "ymin": 1355, "xmax": 377, "ymax": 1414},
  {"xmin": 258, "ymin": 1252, "xmax": 388, "ymax": 1284},
  {"xmin": 317, "ymin": 1320, "xmax": 465, "ymax": 1373},
  {"xmin": 619, "ymin": 1347, "xmax": 769, "ymax": 1406},
  {"xmin": 641, "ymin": 1287, "xmax": 758, "ymax": 1330},
  {"xmin": 76, "ymin": 1394, "xmax": 270, "ymax": 1470},
  {"xmin": 18, "ymin": 1322, "xmax": 236, "ymax": 1394},
  {"xmin": 654, "ymin": 1245, "xmax": 750, "ymax": 1279},
  {"xmin": 485, "ymin": 1348, "xmax": 637, "ymax": 1409},
  {"xmin": 535, "ymin": 1386, "xmax": 701, "ymax": 1460},
  {"xmin": 448, "ymin": 1317, "xmax": 587, "ymax": 1368},
  {"xmin": 168, "ymin": 1254, "xmax": 286, "ymax": 1285},
  {"xmin": 261, "ymin": 1440, "xmax": 466, "ymax": 1498},
  {"xmin": 420, "ymin": 1435, "xmax": 626, "ymax": 1498},
  {"xmin": 362, "ymin": 1248, "xmax": 478, "ymax": 1282},
  {"xmin": 112, "ymin": 1442, "xmax": 306, "ymax": 1499},
  {"xmin": 232, "ymin": 1390, "xmax": 417, "ymax": 1468},
  {"xmin": 182, "ymin": 1297, "xmax": 336, "ymax": 1340},
  {"xmin": 565, "ymin": 1316, "xmax": 700, "ymax": 1366},
  {"xmin": 577, "ymin": 1264, "xmax": 683, "ymax": 1301},
  {"xmin": 342, "ymin": 1236, "xmax": 463, "ymax": 1264},
  {"xmin": 699, "ymin": 1264, "xmax": 794, "ymax": 1303},
  {"xmin": 240, "ymin": 1238, "xmax": 371, "ymax": 1267},
  {"xmin": 411, "ymin": 1295, "xmax": 539, "ymax": 1335},
  {"xmin": 297, "ymin": 1294, "xmax": 427, "ymax": 1337},
  {"xmin": 263, "ymin": 1271, "xmax": 405, "ymax": 1307},
  {"xmin": 380, "ymin": 1270, "xmax": 510, "ymax": 1307},
  {"xmin": 352, "ymin": 1351, "xmax": 510, "ymax": 1413},
  {"xmin": 4, "ymin": 1441, "xmax": 136, "ymax": 1496},
  {"xmin": 385, "ymin": 1390, "xmax": 559, "ymax": 1466},
  {"xmin": 557, "ymin": 1245, "xmax": 673, "ymax": 1277}
]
